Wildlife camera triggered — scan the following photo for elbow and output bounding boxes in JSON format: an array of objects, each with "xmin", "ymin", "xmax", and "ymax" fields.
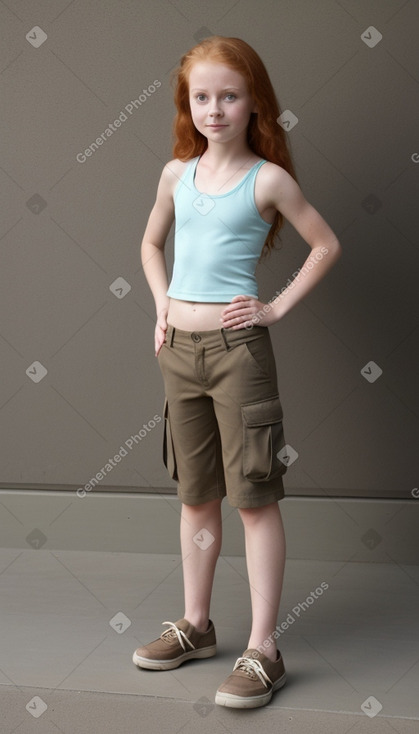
[{"xmin": 325, "ymin": 236, "xmax": 342, "ymax": 263}]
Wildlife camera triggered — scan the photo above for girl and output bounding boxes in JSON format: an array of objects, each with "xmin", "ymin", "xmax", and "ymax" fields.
[{"xmin": 133, "ymin": 36, "xmax": 341, "ymax": 709}]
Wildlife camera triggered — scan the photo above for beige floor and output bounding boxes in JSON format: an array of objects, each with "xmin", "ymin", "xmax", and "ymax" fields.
[{"xmin": 1, "ymin": 548, "xmax": 418, "ymax": 733}]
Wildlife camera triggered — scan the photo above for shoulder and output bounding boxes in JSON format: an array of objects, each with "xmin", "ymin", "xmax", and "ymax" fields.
[
  {"xmin": 258, "ymin": 161, "xmax": 296, "ymax": 188},
  {"xmin": 163, "ymin": 157, "xmax": 191, "ymax": 177},
  {"xmin": 159, "ymin": 158, "xmax": 195, "ymax": 197},
  {"xmin": 257, "ymin": 161, "xmax": 302, "ymax": 205}
]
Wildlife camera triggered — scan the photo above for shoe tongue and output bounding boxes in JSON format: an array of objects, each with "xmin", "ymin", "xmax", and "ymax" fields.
[
  {"xmin": 242, "ymin": 648, "xmax": 279, "ymax": 662},
  {"xmin": 242, "ymin": 648, "xmax": 261, "ymax": 660},
  {"xmin": 236, "ymin": 652, "xmax": 260, "ymax": 679},
  {"xmin": 173, "ymin": 618, "xmax": 193, "ymax": 633}
]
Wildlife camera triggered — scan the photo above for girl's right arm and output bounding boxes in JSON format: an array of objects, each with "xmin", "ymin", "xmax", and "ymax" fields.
[{"xmin": 141, "ymin": 162, "xmax": 179, "ymax": 356}]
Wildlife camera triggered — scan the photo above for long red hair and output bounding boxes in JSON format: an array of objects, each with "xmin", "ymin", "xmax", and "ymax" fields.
[{"xmin": 171, "ymin": 36, "xmax": 298, "ymax": 255}]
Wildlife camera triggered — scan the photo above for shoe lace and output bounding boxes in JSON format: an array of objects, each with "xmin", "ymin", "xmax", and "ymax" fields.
[
  {"xmin": 161, "ymin": 621, "xmax": 196, "ymax": 652},
  {"xmin": 233, "ymin": 656, "xmax": 273, "ymax": 689}
]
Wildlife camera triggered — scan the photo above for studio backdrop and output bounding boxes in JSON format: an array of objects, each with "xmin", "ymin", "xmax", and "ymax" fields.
[{"xmin": 0, "ymin": 0, "xmax": 418, "ymax": 501}]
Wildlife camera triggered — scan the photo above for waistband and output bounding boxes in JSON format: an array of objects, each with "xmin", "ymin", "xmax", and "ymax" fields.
[{"xmin": 165, "ymin": 323, "xmax": 268, "ymax": 351}]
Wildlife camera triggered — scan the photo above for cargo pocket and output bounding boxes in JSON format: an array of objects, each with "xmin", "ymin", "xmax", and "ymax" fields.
[
  {"xmin": 241, "ymin": 396, "xmax": 287, "ymax": 481},
  {"xmin": 162, "ymin": 398, "xmax": 178, "ymax": 481}
]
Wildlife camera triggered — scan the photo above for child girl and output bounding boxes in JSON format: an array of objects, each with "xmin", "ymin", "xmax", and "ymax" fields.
[{"xmin": 133, "ymin": 36, "xmax": 341, "ymax": 709}]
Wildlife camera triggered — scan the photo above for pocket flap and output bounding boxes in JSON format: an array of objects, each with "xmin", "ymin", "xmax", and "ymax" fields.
[{"xmin": 241, "ymin": 396, "xmax": 283, "ymax": 427}]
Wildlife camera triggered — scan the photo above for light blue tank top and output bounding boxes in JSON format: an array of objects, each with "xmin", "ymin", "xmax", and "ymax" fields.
[{"xmin": 166, "ymin": 156, "xmax": 272, "ymax": 302}]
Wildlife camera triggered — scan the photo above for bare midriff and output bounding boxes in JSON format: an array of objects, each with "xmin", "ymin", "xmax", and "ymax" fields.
[{"xmin": 167, "ymin": 298, "xmax": 229, "ymax": 331}]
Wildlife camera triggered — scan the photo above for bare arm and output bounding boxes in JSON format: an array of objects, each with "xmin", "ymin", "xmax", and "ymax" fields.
[
  {"xmin": 141, "ymin": 162, "xmax": 178, "ymax": 354},
  {"xmin": 221, "ymin": 165, "xmax": 342, "ymax": 329}
]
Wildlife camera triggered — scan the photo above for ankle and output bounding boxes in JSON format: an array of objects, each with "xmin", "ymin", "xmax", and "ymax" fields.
[
  {"xmin": 248, "ymin": 640, "xmax": 278, "ymax": 662},
  {"xmin": 264, "ymin": 647, "xmax": 279, "ymax": 662},
  {"xmin": 184, "ymin": 615, "xmax": 210, "ymax": 634}
]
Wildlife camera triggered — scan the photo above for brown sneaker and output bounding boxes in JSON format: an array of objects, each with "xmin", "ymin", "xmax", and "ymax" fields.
[
  {"xmin": 132, "ymin": 619, "xmax": 216, "ymax": 670},
  {"xmin": 215, "ymin": 648, "xmax": 286, "ymax": 708}
]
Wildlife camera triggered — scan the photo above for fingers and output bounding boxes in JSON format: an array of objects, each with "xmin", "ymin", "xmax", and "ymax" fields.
[
  {"xmin": 230, "ymin": 294, "xmax": 251, "ymax": 303},
  {"xmin": 221, "ymin": 308, "xmax": 255, "ymax": 330},
  {"xmin": 155, "ymin": 336, "xmax": 165, "ymax": 356},
  {"xmin": 221, "ymin": 295, "xmax": 253, "ymax": 317},
  {"xmin": 221, "ymin": 315, "xmax": 253, "ymax": 330},
  {"xmin": 220, "ymin": 296, "xmax": 266, "ymax": 330},
  {"xmin": 154, "ymin": 322, "xmax": 167, "ymax": 356}
]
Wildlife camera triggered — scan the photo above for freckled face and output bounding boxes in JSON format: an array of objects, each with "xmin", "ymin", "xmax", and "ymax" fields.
[{"xmin": 188, "ymin": 62, "xmax": 257, "ymax": 144}]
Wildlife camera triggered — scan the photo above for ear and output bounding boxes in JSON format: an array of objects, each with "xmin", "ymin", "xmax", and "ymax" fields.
[{"xmin": 252, "ymin": 101, "xmax": 258, "ymax": 114}]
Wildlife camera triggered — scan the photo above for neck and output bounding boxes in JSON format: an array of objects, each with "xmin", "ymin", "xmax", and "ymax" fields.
[{"xmin": 202, "ymin": 138, "xmax": 253, "ymax": 169}]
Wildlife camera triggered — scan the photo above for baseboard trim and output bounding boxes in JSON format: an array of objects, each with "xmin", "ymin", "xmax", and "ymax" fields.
[{"xmin": 0, "ymin": 490, "xmax": 417, "ymax": 563}]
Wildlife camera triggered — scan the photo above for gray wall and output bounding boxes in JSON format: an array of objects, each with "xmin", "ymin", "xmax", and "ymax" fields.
[{"xmin": 1, "ymin": 0, "xmax": 418, "ymax": 501}]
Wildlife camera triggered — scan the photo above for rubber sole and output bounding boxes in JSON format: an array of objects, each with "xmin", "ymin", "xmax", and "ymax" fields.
[
  {"xmin": 132, "ymin": 644, "xmax": 217, "ymax": 671},
  {"xmin": 215, "ymin": 672, "xmax": 286, "ymax": 709}
]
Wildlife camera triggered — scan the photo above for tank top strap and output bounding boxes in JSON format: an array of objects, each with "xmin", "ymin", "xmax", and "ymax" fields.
[
  {"xmin": 238, "ymin": 159, "xmax": 267, "ymax": 198},
  {"xmin": 174, "ymin": 156, "xmax": 199, "ymax": 202}
]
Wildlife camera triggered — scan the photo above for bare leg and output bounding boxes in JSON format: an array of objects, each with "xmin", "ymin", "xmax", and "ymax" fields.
[
  {"xmin": 181, "ymin": 498, "xmax": 223, "ymax": 633},
  {"xmin": 238, "ymin": 501, "xmax": 286, "ymax": 661}
]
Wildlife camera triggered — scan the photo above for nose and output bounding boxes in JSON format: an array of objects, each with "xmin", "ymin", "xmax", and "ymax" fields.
[{"xmin": 209, "ymin": 97, "xmax": 223, "ymax": 117}]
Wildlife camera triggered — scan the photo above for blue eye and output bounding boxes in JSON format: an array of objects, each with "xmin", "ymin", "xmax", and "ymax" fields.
[{"xmin": 225, "ymin": 94, "xmax": 236, "ymax": 101}]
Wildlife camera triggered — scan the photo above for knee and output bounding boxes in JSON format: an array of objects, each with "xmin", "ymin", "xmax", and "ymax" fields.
[
  {"xmin": 238, "ymin": 501, "xmax": 280, "ymax": 526},
  {"xmin": 238, "ymin": 506, "xmax": 261, "ymax": 527},
  {"xmin": 182, "ymin": 498, "xmax": 222, "ymax": 518}
]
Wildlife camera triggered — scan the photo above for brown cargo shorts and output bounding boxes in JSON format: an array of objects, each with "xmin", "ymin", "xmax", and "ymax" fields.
[{"xmin": 157, "ymin": 323, "xmax": 287, "ymax": 508}]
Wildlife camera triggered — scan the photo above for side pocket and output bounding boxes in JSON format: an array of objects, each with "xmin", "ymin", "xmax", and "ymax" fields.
[
  {"xmin": 163, "ymin": 398, "xmax": 178, "ymax": 481},
  {"xmin": 241, "ymin": 396, "xmax": 287, "ymax": 481}
]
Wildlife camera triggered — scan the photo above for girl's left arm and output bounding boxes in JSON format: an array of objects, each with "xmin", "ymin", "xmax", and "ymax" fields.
[{"xmin": 220, "ymin": 165, "xmax": 342, "ymax": 329}]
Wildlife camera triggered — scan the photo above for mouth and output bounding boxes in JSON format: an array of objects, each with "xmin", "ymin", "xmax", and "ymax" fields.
[{"xmin": 207, "ymin": 124, "xmax": 228, "ymax": 128}]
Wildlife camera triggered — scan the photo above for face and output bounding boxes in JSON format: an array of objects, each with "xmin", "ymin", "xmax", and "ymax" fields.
[{"xmin": 188, "ymin": 62, "xmax": 257, "ymax": 146}]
